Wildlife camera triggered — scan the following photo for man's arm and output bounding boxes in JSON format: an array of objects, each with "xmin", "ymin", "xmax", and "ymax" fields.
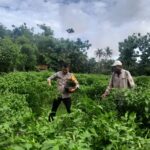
[
  {"xmin": 47, "ymin": 73, "xmax": 58, "ymax": 86},
  {"xmin": 126, "ymin": 71, "xmax": 135, "ymax": 88},
  {"xmin": 102, "ymin": 75, "xmax": 113, "ymax": 98}
]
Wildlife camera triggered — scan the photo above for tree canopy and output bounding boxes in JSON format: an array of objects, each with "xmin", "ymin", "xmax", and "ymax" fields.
[
  {"xmin": 0, "ymin": 23, "xmax": 150, "ymax": 75},
  {"xmin": 119, "ymin": 33, "xmax": 150, "ymax": 75}
]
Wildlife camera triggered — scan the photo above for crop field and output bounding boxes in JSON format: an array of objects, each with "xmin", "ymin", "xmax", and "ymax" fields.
[{"xmin": 0, "ymin": 72, "xmax": 150, "ymax": 150}]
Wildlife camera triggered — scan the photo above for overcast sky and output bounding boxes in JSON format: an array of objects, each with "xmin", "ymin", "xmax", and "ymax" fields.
[{"xmin": 0, "ymin": 0, "xmax": 150, "ymax": 58}]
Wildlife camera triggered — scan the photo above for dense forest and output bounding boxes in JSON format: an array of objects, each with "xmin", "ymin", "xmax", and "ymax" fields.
[{"xmin": 0, "ymin": 23, "xmax": 150, "ymax": 75}]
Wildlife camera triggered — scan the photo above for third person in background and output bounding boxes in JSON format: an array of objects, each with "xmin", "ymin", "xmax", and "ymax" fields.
[{"xmin": 101, "ymin": 60, "xmax": 135, "ymax": 115}]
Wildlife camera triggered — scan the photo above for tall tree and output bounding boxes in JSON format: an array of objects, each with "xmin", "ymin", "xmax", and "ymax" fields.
[
  {"xmin": 137, "ymin": 33, "xmax": 150, "ymax": 75},
  {"xmin": 11, "ymin": 23, "xmax": 34, "ymax": 40},
  {"xmin": 0, "ymin": 23, "xmax": 12, "ymax": 38},
  {"xmin": 95, "ymin": 48, "xmax": 104, "ymax": 61},
  {"xmin": 37, "ymin": 24, "xmax": 53, "ymax": 37},
  {"xmin": 118, "ymin": 33, "xmax": 150, "ymax": 75},
  {"xmin": 119, "ymin": 34, "xmax": 138, "ymax": 72},
  {"xmin": 16, "ymin": 36, "xmax": 37, "ymax": 71},
  {"xmin": 0, "ymin": 37, "xmax": 20, "ymax": 72},
  {"xmin": 104, "ymin": 46, "xmax": 113, "ymax": 59}
]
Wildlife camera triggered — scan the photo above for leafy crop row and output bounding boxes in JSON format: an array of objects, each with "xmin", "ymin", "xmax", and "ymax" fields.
[{"xmin": 0, "ymin": 72, "xmax": 150, "ymax": 150}]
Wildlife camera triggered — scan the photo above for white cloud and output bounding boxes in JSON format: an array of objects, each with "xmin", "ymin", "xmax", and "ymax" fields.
[{"xmin": 0, "ymin": 0, "xmax": 150, "ymax": 59}]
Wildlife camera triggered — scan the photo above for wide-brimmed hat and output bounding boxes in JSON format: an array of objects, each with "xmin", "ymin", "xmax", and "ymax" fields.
[{"xmin": 112, "ymin": 60, "xmax": 122, "ymax": 66}]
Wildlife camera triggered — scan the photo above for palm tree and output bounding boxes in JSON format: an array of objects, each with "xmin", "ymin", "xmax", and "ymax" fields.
[
  {"xmin": 95, "ymin": 48, "xmax": 104, "ymax": 61},
  {"xmin": 104, "ymin": 47, "xmax": 112, "ymax": 59}
]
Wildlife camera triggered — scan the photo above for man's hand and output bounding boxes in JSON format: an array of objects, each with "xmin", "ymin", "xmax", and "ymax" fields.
[
  {"xmin": 68, "ymin": 87, "xmax": 76, "ymax": 93},
  {"xmin": 101, "ymin": 92, "xmax": 108, "ymax": 99},
  {"xmin": 47, "ymin": 79, "xmax": 51, "ymax": 86}
]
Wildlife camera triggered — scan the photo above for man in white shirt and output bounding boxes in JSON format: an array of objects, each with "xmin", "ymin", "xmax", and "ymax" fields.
[
  {"xmin": 101, "ymin": 60, "xmax": 135, "ymax": 116},
  {"xmin": 102, "ymin": 60, "xmax": 135, "ymax": 98},
  {"xmin": 47, "ymin": 63, "xmax": 79, "ymax": 121}
]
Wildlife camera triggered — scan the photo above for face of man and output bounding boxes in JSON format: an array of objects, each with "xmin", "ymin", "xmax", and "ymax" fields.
[
  {"xmin": 62, "ymin": 67, "xmax": 69, "ymax": 75},
  {"xmin": 113, "ymin": 65, "xmax": 122, "ymax": 74}
]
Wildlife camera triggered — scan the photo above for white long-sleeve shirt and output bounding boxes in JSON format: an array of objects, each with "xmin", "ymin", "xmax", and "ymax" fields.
[
  {"xmin": 47, "ymin": 71, "xmax": 79, "ymax": 98},
  {"xmin": 105, "ymin": 69, "xmax": 135, "ymax": 94}
]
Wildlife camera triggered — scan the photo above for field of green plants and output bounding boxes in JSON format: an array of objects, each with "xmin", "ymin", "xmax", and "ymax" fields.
[{"xmin": 0, "ymin": 71, "xmax": 150, "ymax": 150}]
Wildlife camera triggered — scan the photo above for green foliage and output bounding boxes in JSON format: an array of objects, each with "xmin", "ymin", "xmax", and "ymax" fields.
[
  {"xmin": 135, "ymin": 76, "xmax": 150, "ymax": 88},
  {"xmin": 0, "ymin": 72, "xmax": 150, "ymax": 150},
  {"xmin": 119, "ymin": 33, "xmax": 150, "ymax": 75},
  {"xmin": 108, "ymin": 87, "xmax": 150, "ymax": 127},
  {"xmin": 0, "ymin": 93, "xmax": 32, "ymax": 149},
  {"xmin": 1, "ymin": 23, "xmax": 150, "ymax": 75},
  {"xmin": 15, "ymin": 36, "xmax": 38, "ymax": 71},
  {"xmin": 0, "ymin": 72, "xmax": 58, "ymax": 116},
  {"xmin": 0, "ymin": 24, "xmax": 11, "ymax": 38},
  {"xmin": 0, "ymin": 23, "xmax": 94, "ymax": 73},
  {"xmin": 0, "ymin": 37, "xmax": 20, "ymax": 72}
]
